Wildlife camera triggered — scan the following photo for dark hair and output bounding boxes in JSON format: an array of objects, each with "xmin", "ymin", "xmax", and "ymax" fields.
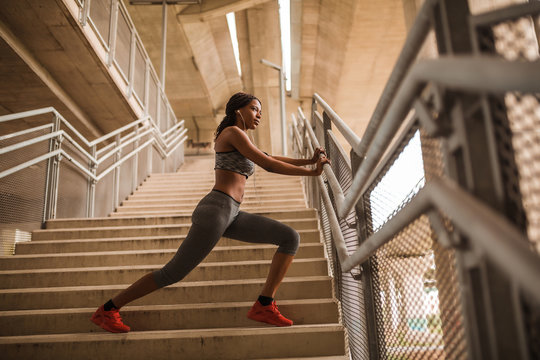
[{"xmin": 215, "ymin": 92, "xmax": 260, "ymax": 139}]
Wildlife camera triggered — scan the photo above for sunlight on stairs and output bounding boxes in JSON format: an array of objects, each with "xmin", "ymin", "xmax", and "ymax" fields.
[{"xmin": 0, "ymin": 156, "xmax": 347, "ymax": 359}]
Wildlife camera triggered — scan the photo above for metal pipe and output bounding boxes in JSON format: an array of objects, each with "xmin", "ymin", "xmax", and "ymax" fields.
[
  {"xmin": 317, "ymin": 175, "xmax": 350, "ymax": 270},
  {"xmin": 471, "ymin": 1, "xmax": 540, "ymax": 27},
  {"xmin": 301, "ymin": 112, "xmax": 346, "ymax": 211},
  {"xmin": 339, "ymin": 56, "xmax": 540, "ymax": 218},
  {"xmin": 313, "ymin": 93, "xmax": 361, "ymax": 154},
  {"xmin": 0, "ymin": 107, "xmax": 56, "ymax": 123},
  {"xmin": 0, "ymin": 124, "xmax": 54, "ymax": 141},
  {"xmin": 0, "ymin": 131, "xmax": 63, "ymax": 156},
  {"xmin": 0, "ymin": 150, "xmax": 62, "ymax": 179},
  {"xmin": 89, "ymin": 116, "xmax": 148, "ymax": 146},
  {"xmin": 97, "ymin": 127, "xmax": 153, "ymax": 164},
  {"xmin": 355, "ymin": 0, "xmax": 436, "ymax": 160},
  {"xmin": 97, "ymin": 138, "xmax": 154, "ymax": 181},
  {"xmin": 341, "ymin": 177, "xmax": 540, "ymax": 302}
]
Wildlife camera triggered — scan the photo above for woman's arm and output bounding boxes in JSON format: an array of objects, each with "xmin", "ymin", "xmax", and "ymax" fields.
[
  {"xmin": 270, "ymin": 147, "xmax": 326, "ymax": 166},
  {"xmin": 221, "ymin": 127, "xmax": 329, "ymax": 176}
]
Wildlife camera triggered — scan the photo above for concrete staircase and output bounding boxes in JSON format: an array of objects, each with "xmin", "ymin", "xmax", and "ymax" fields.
[{"xmin": 0, "ymin": 157, "xmax": 347, "ymax": 359}]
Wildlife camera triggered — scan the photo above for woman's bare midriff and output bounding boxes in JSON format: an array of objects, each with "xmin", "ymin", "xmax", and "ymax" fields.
[{"xmin": 212, "ymin": 169, "xmax": 247, "ymax": 203}]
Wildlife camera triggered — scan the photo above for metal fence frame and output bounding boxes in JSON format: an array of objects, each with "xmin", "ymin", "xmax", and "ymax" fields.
[
  {"xmin": 291, "ymin": 0, "xmax": 540, "ymax": 359},
  {"xmin": 0, "ymin": 107, "xmax": 187, "ymax": 224}
]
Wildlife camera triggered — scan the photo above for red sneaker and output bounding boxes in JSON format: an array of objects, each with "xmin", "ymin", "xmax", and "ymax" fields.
[
  {"xmin": 247, "ymin": 300, "xmax": 293, "ymax": 327},
  {"xmin": 91, "ymin": 305, "xmax": 130, "ymax": 333}
]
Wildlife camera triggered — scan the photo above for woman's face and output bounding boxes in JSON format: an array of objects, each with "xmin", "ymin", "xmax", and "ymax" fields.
[{"xmin": 236, "ymin": 99, "xmax": 262, "ymax": 130}]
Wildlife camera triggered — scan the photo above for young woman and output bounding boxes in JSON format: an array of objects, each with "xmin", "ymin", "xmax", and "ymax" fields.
[{"xmin": 91, "ymin": 92, "xmax": 330, "ymax": 333}]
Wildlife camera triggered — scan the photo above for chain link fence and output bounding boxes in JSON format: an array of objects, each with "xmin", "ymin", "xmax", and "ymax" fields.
[
  {"xmin": 0, "ymin": 122, "xmax": 50, "ymax": 254},
  {"xmin": 476, "ymin": 10, "xmax": 540, "ymax": 253},
  {"xmin": 363, "ymin": 128, "xmax": 466, "ymax": 360}
]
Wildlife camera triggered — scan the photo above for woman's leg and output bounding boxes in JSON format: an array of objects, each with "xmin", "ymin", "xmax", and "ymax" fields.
[
  {"xmin": 223, "ymin": 211, "xmax": 299, "ymax": 326},
  {"xmin": 224, "ymin": 211, "xmax": 300, "ymax": 296},
  {"xmin": 92, "ymin": 191, "xmax": 239, "ymax": 332},
  {"xmin": 112, "ymin": 273, "xmax": 159, "ymax": 309},
  {"xmin": 260, "ymin": 251, "xmax": 294, "ymax": 298}
]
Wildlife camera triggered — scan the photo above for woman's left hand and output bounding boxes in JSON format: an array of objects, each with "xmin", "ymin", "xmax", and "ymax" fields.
[{"xmin": 311, "ymin": 147, "xmax": 327, "ymax": 164}]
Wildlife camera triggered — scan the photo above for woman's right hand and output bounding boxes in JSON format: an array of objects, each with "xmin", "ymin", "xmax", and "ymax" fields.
[{"xmin": 314, "ymin": 154, "xmax": 330, "ymax": 175}]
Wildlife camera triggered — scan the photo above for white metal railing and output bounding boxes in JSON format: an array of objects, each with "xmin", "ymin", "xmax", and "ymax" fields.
[
  {"xmin": 66, "ymin": 0, "xmax": 176, "ymax": 131},
  {"xmin": 0, "ymin": 107, "xmax": 187, "ymax": 221},
  {"xmin": 294, "ymin": 89, "xmax": 540, "ymax": 301}
]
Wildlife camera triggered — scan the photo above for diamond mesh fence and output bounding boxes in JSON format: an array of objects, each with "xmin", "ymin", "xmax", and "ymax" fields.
[
  {"xmin": 56, "ymin": 135, "xmax": 90, "ymax": 219},
  {"xmin": 0, "ymin": 127, "xmax": 49, "ymax": 254},
  {"xmin": 324, "ymin": 125, "xmax": 369, "ymax": 360},
  {"xmin": 475, "ymin": 10, "xmax": 540, "ymax": 359},
  {"xmin": 363, "ymin": 127, "xmax": 467, "ymax": 360},
  {"xmin": 476, "ymin": 11, "xmax": 540, "ymax": 253}
]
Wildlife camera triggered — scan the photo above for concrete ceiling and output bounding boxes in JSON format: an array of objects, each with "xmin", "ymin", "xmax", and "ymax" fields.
[
  {"xmin": 0, "ymin": 0, "xmax": 139, "ymax": 140},
  {"xmin": 1, "ymin": 0, "xmax": 521, "ymax": 154},
  {"xmin": 124, "ymin": 0, "xmax": 410, "ymax": 154}
]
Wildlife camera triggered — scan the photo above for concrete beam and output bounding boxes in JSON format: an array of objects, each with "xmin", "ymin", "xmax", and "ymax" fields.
[
  {"xmin": 178, "ymin": 0, "xmax": 272, "ymax": 22},
  {"xmin": 0, "ymin": 19, "xmax": 102, "ymax": 138}
]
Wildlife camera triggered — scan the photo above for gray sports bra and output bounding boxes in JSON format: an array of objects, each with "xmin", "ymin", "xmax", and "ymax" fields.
[{"xmin": 214, "ymin": 150, "xmax": 255, "ymax": 178}]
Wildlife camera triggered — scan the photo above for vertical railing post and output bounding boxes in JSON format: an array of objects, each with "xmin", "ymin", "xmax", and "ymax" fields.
[
  {"xmin": 351, "ymin": 150, "xmax": 380, "ymax": 359},
  {"xmin": 80, "ymin": 0, "xmax": 91, "ymax": 26},
  {"xmin": 48, "ymin": 115, "xmax": 63, "ymax": 221},
  {"xmin": 133, "ymin": 125, "xmax": 139, "ymax": 193},
  {"xmin": 43, "ymin": 114, "xmax": 58, "ymax": 226},
  {"xmin": 127, "ymin": 31, "xmax": 136, "ymax": 98},
  {"xmin": 433, "ymin": 0, "xmax": 528, "ymax": 358},
  {"xmin": 108, "ymin": 0, "xmax": 119, "ymax": 67},
  {"xmin": 87, "ymin": 145, "xmax": 97, "ymax": 218},
  {"xmin": 112, "ymin": 134, "xmax": 121, "ymax": 210}
]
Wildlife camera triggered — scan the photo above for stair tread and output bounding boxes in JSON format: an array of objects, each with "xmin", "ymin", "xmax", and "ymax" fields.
[
  {"xmin": 0, "ymin": 258, "xmax": 327, "ymax": 274},
  {"xmin": 0, "ymin": 298, "xmax": 337, "ymax": 316},
  {"xmin": 17, "ymin": 228, "xmax": 319, "ymax": 245},
  {"xmin": 46, "ymin": 209, "xmax": 316, "ymax": 223},
  {"xmin": 0, "ymin": 323, "xmax": 344, "ymax": 343},
  {"xmin": 34, "ymin": 218, "xmax": 316, "ymax": 233},
  {"xmin": 0, "ymin": 275, "xmax": 332, "ymax": 294},
  {"xmin": 5, "ymin": 243, "xmax": 323, "ymax": 260}
]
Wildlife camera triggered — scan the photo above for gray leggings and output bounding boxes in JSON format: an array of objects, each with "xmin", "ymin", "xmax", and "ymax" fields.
[{"xmin": 152, "ymin": 190, "xmax": 300, "ymax": 288}]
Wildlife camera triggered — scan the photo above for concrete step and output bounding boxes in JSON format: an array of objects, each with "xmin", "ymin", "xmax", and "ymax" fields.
[
  {"xmin": 128, "ymin": 187, "xmax": 304, "ymax": 200},
  {"xmin": 130, "ymin": 187, "xmax": 305, "ymax": 196},
  {"xmin": 0, "ymin": 324, "xmax": 346, "ymax": 360},
  {"xmin": 0, "ymin": 258, "xmax": 328, "ymax": 288},
  {"xmin": 15, "ymin": 230, "xmax": 321, "ymax": 254},
  {"xmin": 142, "ymin": 177, "xmax": 302, "ymax": 185},
  {"xmin": 121, "ymin": 198, "xmax": 307, "ymax": 207},
  {"xmin": 134, "ymin": 184, "xmax": 304, "ymax": 193},
  {"xmin": 45, "ymin": 209, "xmax": 317, "ymax": 229},
  {"xmin": 0, "ymin": 276, "xmax": 333, "ymax": 310},
  {"xmin": 32, "ymin": 219, "xmax": 318, "ymax": 241},
  {"xmin": 0, "ymin": 298, "xmax": 339, "ymax": 335},
  {"xmin": 3, "ymin": 243, "xmax": 324, "ymax": 270},
  {"xmin": 113, "ymin": 204, "xmax": 309, "ymax": 214}
]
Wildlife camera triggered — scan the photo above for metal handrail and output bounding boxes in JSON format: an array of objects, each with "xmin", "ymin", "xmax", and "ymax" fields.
[
  {"xmin": 294, "ymin": 98, "xmax": 540, "ymax": 302},
  {"xmin": 294, "ymin": 57, "xmax": 540, "ymax": 297},
  {"xmin": 323, "ymin": 56, "xmax": 540, "ymax": 219},
  {"xmin": 291, "ymin": 2, "xmax": 540, "ymax": 357},
  {"xmin": 0, "ymin": 107, "xmax": 187, "ymax": 181}
]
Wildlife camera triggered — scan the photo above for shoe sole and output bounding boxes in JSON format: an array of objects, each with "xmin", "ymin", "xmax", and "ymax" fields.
[
  {"xmin": 90, "ymin": 315, "xmax": 130, "ymax": 333},
  {"xmin": 247, "ymin": 313, "xmax": 293, "ymax": 327}
]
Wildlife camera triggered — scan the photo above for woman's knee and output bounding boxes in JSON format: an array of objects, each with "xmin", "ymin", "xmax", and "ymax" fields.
[{"xmin": 277, "ymin": 227, "xmax": 300, "ymax": 255}]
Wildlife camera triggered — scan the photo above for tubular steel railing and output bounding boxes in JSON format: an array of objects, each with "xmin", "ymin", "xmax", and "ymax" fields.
[
  {"xmin": 0, "ymin": 107, "xmax": 187, "ymax": 255},
  {"xmin": 65, "ymin": 0, "xmax": 176, "ymax": 131},
  {"xmin": 291, "ymin": 1, "xmax": 540, "ymax": 359}
]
